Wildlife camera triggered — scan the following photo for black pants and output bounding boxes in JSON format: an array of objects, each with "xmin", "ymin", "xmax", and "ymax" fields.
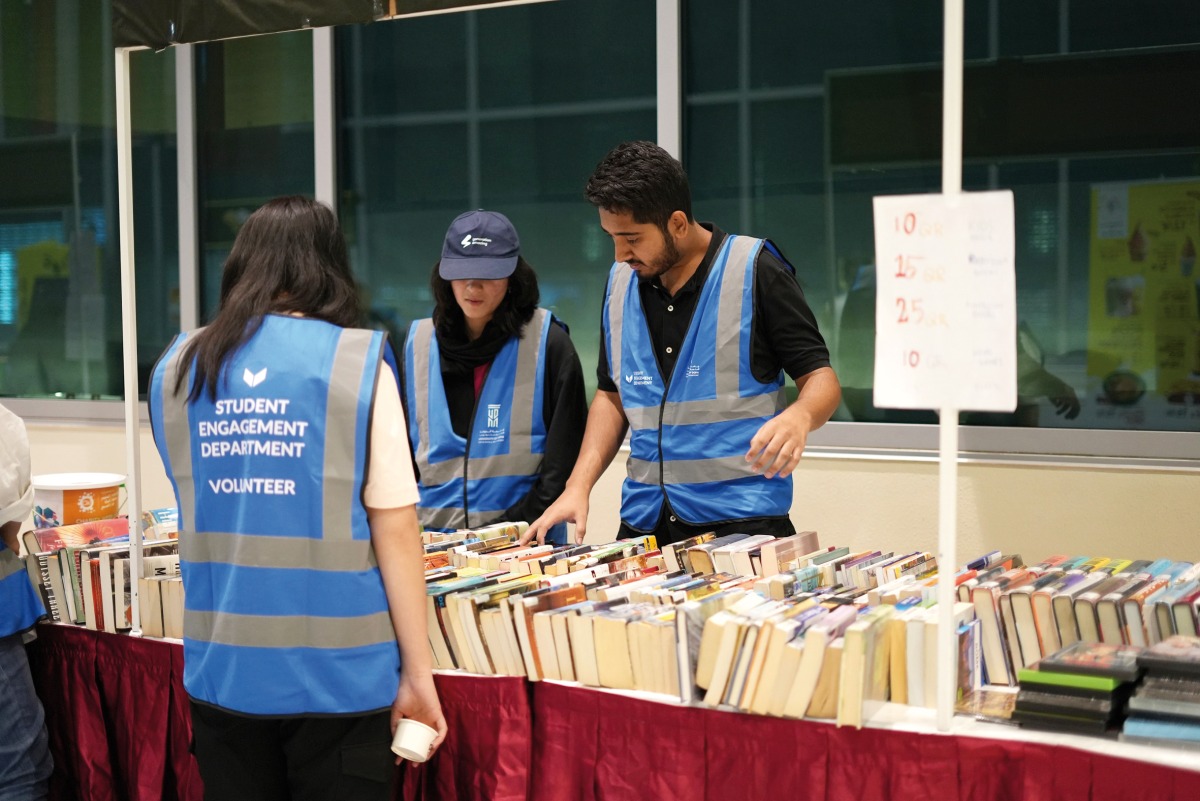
[{"xmin": 189, "ymin": 701, "xmax": 394, "ymax": 801}]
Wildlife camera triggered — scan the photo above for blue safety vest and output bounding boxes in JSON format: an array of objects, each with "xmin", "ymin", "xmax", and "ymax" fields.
[
  {"xmin": 150, "ymin": 314, "xmax": 400, "ymax": 716},
  {"xmin": 405, "ymin": 308, "xmax": 565, "ymax": 544},
  {"xmin": 0, "ymin": 550, "xmax": 44, "ymax": 638},
  {"xmin": 603, "ymin": 234, "xmax": 791, "ymax": 531}
]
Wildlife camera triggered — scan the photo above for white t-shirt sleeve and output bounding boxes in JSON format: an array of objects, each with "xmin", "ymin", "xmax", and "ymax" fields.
[
  {"xmin": 362, "ymin": 371, "xmax": 421, "ymax": 510},
  {"xmin": 0, "ymin": 403, "xmax": 33, "ymax": 526}
]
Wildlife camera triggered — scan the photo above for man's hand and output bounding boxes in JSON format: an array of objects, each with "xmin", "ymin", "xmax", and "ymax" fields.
[
  {"xmin": 745, "ymin": 403, "xmax": 814, "ymax": 480},
  {"xmin": 2, "ymin": 520, "xmax": 21, "ymax": 554},
  {"xmin": 522, "ymin": 484, "xmax": 590, "ymax": 546},
  {"xmin": 391, "ymin": 671, "xmax": 447, "ymax": 765}
]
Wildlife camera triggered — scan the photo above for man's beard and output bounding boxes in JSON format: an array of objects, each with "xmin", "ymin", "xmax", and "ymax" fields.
[{"xmin": 638, "ymin": 231, "xmax": 682, "ymax": 279}]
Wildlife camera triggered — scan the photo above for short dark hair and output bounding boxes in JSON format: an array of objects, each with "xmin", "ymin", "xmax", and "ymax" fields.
[
  {"xmin": 430, "ymin": 255, "xmax": 540, "ymax": 340},
  {"xmin": 584, "ymin": 140, "xmax": 693, "ymax": 230},
  {"xmin": 175, "ymin": 195, "xmax": 361, "ymax": 401}
]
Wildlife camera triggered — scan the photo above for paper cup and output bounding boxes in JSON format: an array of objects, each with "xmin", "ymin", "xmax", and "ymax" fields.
[
  {"xmin": 32, "ymin": 472, "xmax": 125, "ymax": 529},
  {"xmin": 391, "ymin": 718, "xmax": 437, "ymax": 762}
]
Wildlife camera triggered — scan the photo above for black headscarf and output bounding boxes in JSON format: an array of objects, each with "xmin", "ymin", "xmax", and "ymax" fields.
[{"xmin": 435, "ymin": 319, "xmax": 512, "ymax": 376}]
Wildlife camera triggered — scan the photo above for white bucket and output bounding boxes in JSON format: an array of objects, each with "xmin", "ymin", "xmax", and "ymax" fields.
[{"xmin": 32, "ymin": 472, "xmax": 125, "ymax": 529}]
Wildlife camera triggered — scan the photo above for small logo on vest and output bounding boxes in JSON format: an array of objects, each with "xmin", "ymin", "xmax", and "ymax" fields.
[
  {"xmin": 623, "ymin": 371, "xmax": 653, "ymax": 386},
  {"xmin": 243, "ymin": 367, "xmax": 267, "ymax": 388},
  {"xmin": 479, "ymin": 403, "xmax": 506, "ymax": 445},
  {"xmin": 685, "ymin": 363, "xmax": 700, "ymax": 378}
]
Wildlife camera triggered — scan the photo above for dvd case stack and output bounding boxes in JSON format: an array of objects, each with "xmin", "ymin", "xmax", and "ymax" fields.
[
  {"xmin": 1012, "ymin": 641, "xmax": 1144, "ymax": 737},
  {"xmin": 1121, "ymin": 635, "xmax": 1200, "ymax": 748}
]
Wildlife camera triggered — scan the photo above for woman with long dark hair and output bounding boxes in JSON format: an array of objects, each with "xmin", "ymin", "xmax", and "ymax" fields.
[
  {"xmin": 402, "ymin": 210, "xmax": 586, "ymax": 545},
  {"xmin": 148, "ymin": 196, "xmax": 445, "ymax": 801}
]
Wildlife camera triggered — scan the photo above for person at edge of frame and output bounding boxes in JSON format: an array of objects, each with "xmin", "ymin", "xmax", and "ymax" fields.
[{"xmin": 0, "ymin": 402, "xmax": 54, "ymax": 801}]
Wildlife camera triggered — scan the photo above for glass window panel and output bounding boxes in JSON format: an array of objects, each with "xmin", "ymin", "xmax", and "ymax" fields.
[
  {"xmin": 0, "ymin": 0, "xmax": 176, "ymax": 400},
  {"xmin": 476, "ymin": 0, "xmax": 655, "ymax": 107},
  {"xmin": 337, "ymin": 0, "xmax": 656, "ymax": 396},
  {"xmin": 685, "ymin": 0, "xmax": 1200, "ymax": 443},
  {"xmin": 1069, "ymin": 1, "xmax": 1200, "ymax": 51},
  {"xmin": 685, "ymin": 103, "xmax": 740, "ymax": 206},
  {"xmin": 356, "ymin": 15, "xmax": 467, "ymax": 116},
  {"xmin": 740, "ymin": 0, "xmax": 990, "ymax": 90},
  {"xmin": 196, "ymin": 31, "xmax": 313, "ymax": 319},
  {"xmin": 130, "ymin": 48, "xmax": 180, "ymax": 397},
  {"xmin": 997, "ymin": 3, "xmax": 1061, "ymax": 57},
  {"xmin": 683, "ymin": 0, "xmax": 739, "ymax": 94}
]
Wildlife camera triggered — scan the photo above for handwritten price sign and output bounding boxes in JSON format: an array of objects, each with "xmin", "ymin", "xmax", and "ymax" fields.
[{"xmin": 872, "ymin": 191, "xmax": 1017, "ymax": 412}]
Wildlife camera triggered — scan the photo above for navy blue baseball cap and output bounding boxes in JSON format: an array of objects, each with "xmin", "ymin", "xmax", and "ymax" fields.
[{"xmin": 439, "ymin": 210, "xmax": 520, "ymax": 280}]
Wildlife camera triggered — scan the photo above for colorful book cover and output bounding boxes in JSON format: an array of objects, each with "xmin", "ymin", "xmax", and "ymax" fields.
[{"xmin": 23, "ymin": 516, "xmax": 130, "ymax": 554}]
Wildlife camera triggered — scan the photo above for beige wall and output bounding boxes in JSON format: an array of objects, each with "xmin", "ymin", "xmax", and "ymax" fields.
[{"xmin": 24, "ymin": 422, "xmax": 1198, "ymax": 564}]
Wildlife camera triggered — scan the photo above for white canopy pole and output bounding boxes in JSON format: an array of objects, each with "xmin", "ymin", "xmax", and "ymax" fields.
[
  {"xmin": 115, "ymin": 46, "xmax": 145, "ymax": 635},
  {"xmin": 935, "ymin": 0, "xmax": 964, "ymax": 733}
]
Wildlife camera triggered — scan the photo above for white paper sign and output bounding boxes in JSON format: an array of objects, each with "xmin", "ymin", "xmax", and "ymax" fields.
[{"xmin": 872, "ymin": 191, "xmax": 1017, "ymax": 412}]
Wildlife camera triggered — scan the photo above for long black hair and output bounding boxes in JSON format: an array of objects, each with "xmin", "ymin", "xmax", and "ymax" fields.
[
  {"xmin": 584, "ymin": 140, "xmax": 694, "ymax": 232},
  {"xmin": 175, "ymin": 195, "xmax": 361, "ymax": 401},
  {"xmin": 430, "ymin": 256, "xmax": 540, "ymax": 341}
]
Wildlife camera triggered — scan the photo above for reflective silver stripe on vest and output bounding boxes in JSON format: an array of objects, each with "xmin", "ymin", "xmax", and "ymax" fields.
[
  {"xmin": 185, "ymin": 530, "xmax": 377, "ymax": 570},
  {"xmin": 630, "ymin": 393, "xmax": 784, "ymax": 430},
  {"xmin": 624, "ymin": 405, "xmax": 658, "ymax": 432},
  {"xmin": 607, "ymin": 265, "xmax": 633, "ymax": 403},
  {"xmin": 414, "ymin": 310, "xmax": 548, "ymax": 487},
  {"xmin": 714, "ymin": 236, "xmax": 757, "ymax": 397},
  {"xmin": 506, "ymin": 308, "xmax": 545, "ymax": 444},
  {"xmin": 628, "ymin": 453, "xmax": 756, "ymax": 485},
  {"xmin": 324, "ymin": 328, "xmax": 376, "ymax": 541},
  {"xmin": 410, "ymin": 320, "xmax": 435, "ymax": 478},
  {"xmin": 418, "ymin": 504, "xmax": 507, "ymax": 530},
  {"xmin": 660, "ymin": 236, "xmax": 768, "ymax": 429},
  {"xmin": 425, "ymin": 452, "xmax": 543, "ymax": 485},
  {"xmin": 187, "ymin": 609, "xmax": 395, "ymax": 650},
  {"xmin": 0, "ymin": 552, "xmax": 27, "ymax": 580},
  {"xmin": 417, "ymin": 505, "xmax": 465, "ymax": 531},
  {"xmin": 159, "ymin": 339, "xmax": 196, "ymax": 538}
]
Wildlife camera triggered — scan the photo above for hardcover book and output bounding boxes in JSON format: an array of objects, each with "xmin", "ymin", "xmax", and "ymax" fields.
[{"xmin": 972, "ymin": 568, "xmax": 1033, "ymax": 686}]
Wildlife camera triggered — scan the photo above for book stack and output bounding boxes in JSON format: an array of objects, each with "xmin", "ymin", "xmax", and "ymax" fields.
[
  {"xmin": 18, "ymin": 513, "xmax": 189, "ymax": 638},
  {"xmin": 946, "ymin": 555, "xmax": 1197, "ymax": 680},
  {"xmin": 1012, "ymin": 641, "xmax": 1143, "ymax": 737},
  {"xmin": 1121, "ymin": 634, "xmax": 1200, "ymax": 749},
  {"xmin": 21, "ymin": 516, "xmax": 131, "ymax": 625},
  {"xmin": 418, "ymin": 538, "xmax": 1200, "ymax": 742}
]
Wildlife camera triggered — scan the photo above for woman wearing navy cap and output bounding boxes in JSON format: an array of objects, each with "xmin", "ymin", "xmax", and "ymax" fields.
[{"xmin": 402, "ymin": 210, "xmax": 586, "ymax": 546}]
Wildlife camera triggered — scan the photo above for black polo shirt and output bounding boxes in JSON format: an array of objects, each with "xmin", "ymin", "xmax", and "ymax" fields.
[{"xmin": 596, "ymin": 224, "xmax": 831, "ymax": 546}]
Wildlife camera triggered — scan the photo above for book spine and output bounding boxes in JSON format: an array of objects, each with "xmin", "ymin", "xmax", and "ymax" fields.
[{"xmin": 33, "ymin": 553, "xmax": 60, "ymax": 622}]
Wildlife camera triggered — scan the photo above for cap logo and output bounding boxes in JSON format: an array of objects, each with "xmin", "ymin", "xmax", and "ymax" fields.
[{"xmin": 460, "ymin": 234, "xmax": 492, "ymax": 248}]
